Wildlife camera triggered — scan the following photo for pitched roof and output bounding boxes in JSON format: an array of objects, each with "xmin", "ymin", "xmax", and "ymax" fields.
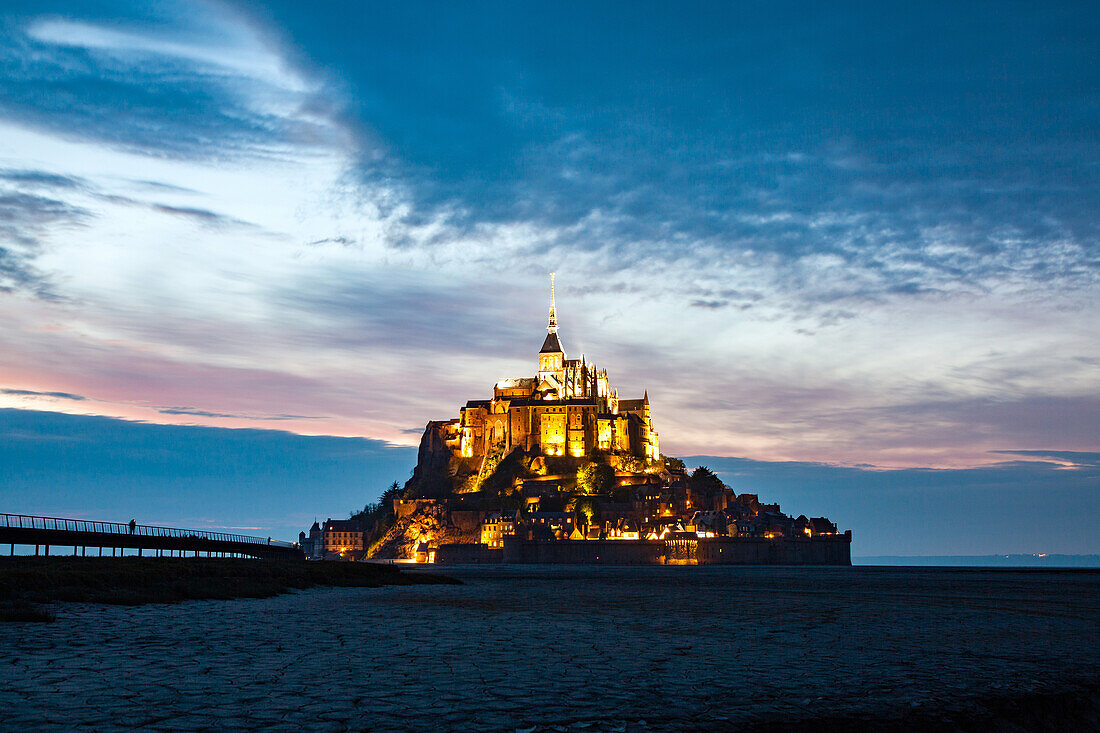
[
  {"xmin": 540, "ymin": 331, "xmax": 564, "ymax": 353},
  {"xmin": 496, "ymin": 377, "xmax": 535, "ymax": 388},
  {"xmin": 324, "ymin": 519, "xmax": 362, "ymax": 532}
]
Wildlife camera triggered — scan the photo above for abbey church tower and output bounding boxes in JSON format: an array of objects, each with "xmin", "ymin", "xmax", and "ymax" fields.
[
  {"xmin": 537, "ymin": 273, "xmax": 566, "ymax": 393},
  {"xmin": 452, "ymin": 274, "xmax": 659, "ymax": 461}
]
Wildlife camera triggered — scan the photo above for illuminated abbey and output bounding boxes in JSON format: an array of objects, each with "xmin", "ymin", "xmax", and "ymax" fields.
[
  {"xmin": 300, "ymin": 275, "xmax": 850, "ymax": 565},
  {"xmin": 441, "ymin": 275, "xmax": 659, "ymax": 463}
]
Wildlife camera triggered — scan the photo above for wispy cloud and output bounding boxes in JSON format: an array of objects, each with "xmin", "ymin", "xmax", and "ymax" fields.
[
  {"xmin": 307, "ymin": 236, "xmax": 356, "ymax": 247},
  {"xmin": 989, "ymin": 450, "xmax": 1100, "ymax": 469},
  {"xmin": 0, "ymin": 183, "xmax": 92, "ymax": 297},
  {"xmin": 0, "ymin": 168, "xmax": 85, "ymax": 189},
  {"xmin": 147, "ymin": 203, "xmax": 255, "ymax": 228},
  {"xmin": 0, "ymin": 6, "xmax": 343, "ymax": 163},
  {"xmin": 156, "ymin": 406, "xmax": 323, "ymax": 421},
  {"xmin": 129, "ymin": 180, "xmax": 199, "ymax": 195},
  {"xmin": 0, "ymin": 165, "xmax": 266, "ymax": 300},
  {"xmin": 2, "ymin": 388, "xmax": 86, "ymax": 401}
]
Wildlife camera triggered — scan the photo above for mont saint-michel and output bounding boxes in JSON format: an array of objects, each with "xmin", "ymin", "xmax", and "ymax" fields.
[{"xmin": 300, "ymin": 277, "xmax": 851, "ymax": 566}]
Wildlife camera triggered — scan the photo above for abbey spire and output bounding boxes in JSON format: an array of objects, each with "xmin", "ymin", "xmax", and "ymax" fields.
[
  {"xmin": 548, "ymin": 271, "xmax": 558, "ymax": 334},
  {"xmin": 540, "ymin": 273, "xmax": 564, "ymax": 355}
]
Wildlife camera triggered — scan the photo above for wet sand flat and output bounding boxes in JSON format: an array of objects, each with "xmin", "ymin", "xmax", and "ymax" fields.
[{"xmin": 1, "ymin": 566, "xmax": 1097, "ymax": 731}]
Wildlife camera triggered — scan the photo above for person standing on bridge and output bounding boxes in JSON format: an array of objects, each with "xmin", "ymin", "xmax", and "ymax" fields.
[{"xmin": 129, "ymin": 519, "xmax": 136, "ymax": 535}]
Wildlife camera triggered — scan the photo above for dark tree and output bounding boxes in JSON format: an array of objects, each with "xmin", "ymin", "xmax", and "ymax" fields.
[
  {"xmin": 689, "ymin": 466, "xmax": 726, "ymax": 504},
  {"xmin": 351, "ymin": 481, "xmax": 403, "ymax": 523}
]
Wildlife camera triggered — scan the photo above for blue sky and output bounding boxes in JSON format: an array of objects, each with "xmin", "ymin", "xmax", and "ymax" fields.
[{"xmin": 0, "ymin": 1, "xmax": 1097, "ymax": 552}]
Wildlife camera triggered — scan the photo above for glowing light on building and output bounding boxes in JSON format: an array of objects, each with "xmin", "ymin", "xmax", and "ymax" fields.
[{"xmin": 436, "ymin": 276, "xmax": 659, "ymax": 464}]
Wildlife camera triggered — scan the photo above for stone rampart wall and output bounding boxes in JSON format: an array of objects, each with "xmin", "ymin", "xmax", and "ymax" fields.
[
  {"xmin": 502, "ymin": 538, "xmax": 666, "ymax": 565},
  {"xmin": 697, "ymin": 533, "xmax": 851, "ymax": 565},
  {"xmin": 436, "ymin": 543, "xmax": 502, "ymax": 564},
  {"xmin": 500, "ymin": 533, "xmax": 851, "ymax": 565}
]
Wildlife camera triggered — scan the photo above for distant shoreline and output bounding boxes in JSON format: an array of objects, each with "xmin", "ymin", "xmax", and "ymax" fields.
[{"xmin": 855, "ymin": 554, "xmax": 1100, "ymax": 568}]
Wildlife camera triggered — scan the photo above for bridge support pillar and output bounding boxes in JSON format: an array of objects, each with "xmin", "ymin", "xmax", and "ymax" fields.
[
  {"xmin": 138, "ymin": 548, "xmax": 142, "ymax": 557},
  {"xmin": 44, "ymin": 544, "xmax": 49, "ymax": 556}
]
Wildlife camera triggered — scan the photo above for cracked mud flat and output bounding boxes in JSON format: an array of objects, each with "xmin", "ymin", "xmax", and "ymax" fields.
[{"xmin": 1, "ymin": 566, "xmax": 1097, "ymax": 731}]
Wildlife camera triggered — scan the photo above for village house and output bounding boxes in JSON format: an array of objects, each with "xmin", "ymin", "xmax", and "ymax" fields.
[
  {"xmin": 480, "ymin": 512, "xmax": 517, "ymax": 549},
  {"xmin": 322, "ymin": 518, "xmax": 365, "ymax": 558}
]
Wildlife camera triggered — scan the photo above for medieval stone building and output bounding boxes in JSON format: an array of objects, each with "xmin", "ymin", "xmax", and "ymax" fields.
[{"xmin": 434, "ymin": 275, "xmax": 659, "ymax": 464}]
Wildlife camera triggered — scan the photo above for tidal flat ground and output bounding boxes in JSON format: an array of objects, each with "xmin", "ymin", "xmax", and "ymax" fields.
[{"xmin": 1, "ymin": 565, "xmax": 1097, "ymax": 731}]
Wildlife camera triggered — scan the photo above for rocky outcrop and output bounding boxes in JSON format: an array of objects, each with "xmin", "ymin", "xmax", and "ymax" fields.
[
  {"xmin": 404, "ymin": 421, "xmax": 464, "ymax": 498},
  {"xmin": 369, "ymin": 502, "xmax": 485, "ymax": 560},
  {"xmin": 369, "ymin": 504, "xmax": 445, "ymax": 560}
]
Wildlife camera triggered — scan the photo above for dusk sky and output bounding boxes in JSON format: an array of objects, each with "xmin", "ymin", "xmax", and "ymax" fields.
[{"xmin": 1, "ymin": 1, "xmax": 1097, "ymax": 555}]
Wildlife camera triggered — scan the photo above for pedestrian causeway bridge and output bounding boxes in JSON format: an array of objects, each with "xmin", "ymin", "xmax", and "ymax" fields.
[{"xmin": 0, "ymin": 513, "xmax": 303, "ymax": 560}]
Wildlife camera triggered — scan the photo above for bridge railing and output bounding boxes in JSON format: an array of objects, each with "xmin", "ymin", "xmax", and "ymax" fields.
[{"xmin": 0, "ymin": 513, "xmax": 295, "ymax": 548}]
